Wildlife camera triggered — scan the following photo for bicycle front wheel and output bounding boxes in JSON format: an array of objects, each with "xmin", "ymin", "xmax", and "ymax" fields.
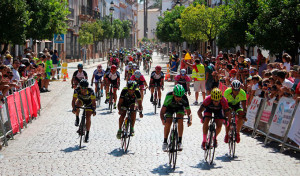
[
  {"xmin": 229, "ymin": 126, "xmax": 236, "ymax": 158},
  {"xmin": 172, "ymin": 130, "xmax": 178, "ymax": 169},
  {"xmin": 121, "ymin": 119, "xmax": 131, "ymax": 153},
  {"xmin": 206, "ymin": 130, "xmax": 216, "ymax": 165}
]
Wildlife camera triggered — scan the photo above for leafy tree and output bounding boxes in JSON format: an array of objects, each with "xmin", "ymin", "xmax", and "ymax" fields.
[
  {"xmin": 178, "ymin": 4, "xmax": 225, "ymax": 47},
  {"xmin": 249, "ymin": 0, "xmax": 300, "ymax": 57},
  {"xmin": 217, "ymin": 0, "xmax": 259, "ymax": 53},
  {"xmin": 113, "ymin": 19, "xmax": 124, "ymax": 39},
  {"xmin": 25, "ymin": 0, "xmax": 69, "ymax": 41},
  {"xmin": 121, "ymin": 20, "xmax": 131, "ymax": 39},
  {"xmin": 156, "ymin": 6, "xmax": 185, "ymax": 44},
  {"xmin": 78, "ymin": 23, "xmax": 93, "ymax": 46},
  {"xmin": 0, "ymin": 0, "xmax": 29, "ymax": 54}
]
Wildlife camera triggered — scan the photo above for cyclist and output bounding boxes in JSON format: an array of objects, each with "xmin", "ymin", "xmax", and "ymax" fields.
[
  {"xmin": 71, "ymin": 64, "xmax": 88, "ymax": 89},
  {"xmin": 130, "ymin": 70, "xmax": 148, "ymax": 101},
  {"xmin": 119, "ymin": 52, "xmax": 124, "ymax": 69},
  {"xmin": 149, "ymin": 66, "xmax": 164, "ymax": 108},
  {"xmin": 174, "ymin": 69, "xmax": 191, "ymax": 96},
  {"xmin": 160, "ymin": 84, "xmax": 192, "ymax": 151},
  {"xmin": 223, "ymin": 80, "xmax": 247, "ymax": 143},
  {"xmin": 72, "ymin": 79, "xmax": 96, "ymax": 143},
  {"xmin": 109, "ymin": 54, "xmax": 120, "ymax": 68},
  {"xmin": 125, "ymin": 61, "xmax": 133, "ymax": 80},
  {"xmin": 91, "ymin": 64, "xmax": 105, "ymax": 97},
  {"xmin": 116, "ymin": 81, "xmax": 143, "ymax": 139},
  {"xmin": 104, "ymin": 65, "xmax": 120, "ymax": 109},
  {"xmin": 145, "ymin": 54, "xmax": 152, "ymax": 71},
  {"xmin": 197, "ymin": 88, "xmax": 231, "ymax": 150}
]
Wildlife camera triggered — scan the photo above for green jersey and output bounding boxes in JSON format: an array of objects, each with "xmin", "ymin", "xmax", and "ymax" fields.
[{"xmin": 224, "ymin": 87, "xmax": 247, "ymax": 106}]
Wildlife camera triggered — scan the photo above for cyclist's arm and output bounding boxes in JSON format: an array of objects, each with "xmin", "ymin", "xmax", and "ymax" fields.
[
  {"xmin": 241, "ymin": 100, "xmax": 247, "ymax": 113},
  {"xmin": 83, "ymin": 71, "xmax": 88, "ymax": 79},
  {"xmin": 91, "ymin": 74, "xmax": 95, "ymax": 85},
  {"xmin": 92, "ymin": 99, "xmax": 96, "ymax": 111},
  {"xmin": 118, "ymin": 98, "xmax": 124, "ymax": 112},
  {"xmin": 197, "ymin": 105, "xmax": 205, "ymax": 118},
  {"xmin": 137, "ymin": 99, "xmax": 143, "ymax": 111},
  {"xmin": 160, "ymin": 106, "xmax": 167, "ymax": 121}
]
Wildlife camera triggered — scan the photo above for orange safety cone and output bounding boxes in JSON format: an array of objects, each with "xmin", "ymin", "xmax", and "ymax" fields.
[
  {"xmin": 63, "ymin": 73, "xmax": 66, "ymax": 81},
  {"xmin": 66, "ymin": 73, "xmax": 69, "ymax": 79}
]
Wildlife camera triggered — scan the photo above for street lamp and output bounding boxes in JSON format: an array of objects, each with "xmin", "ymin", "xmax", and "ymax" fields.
[
  {"xmin": 109, "ymin": 1, "xmax": 114, "ymax": 50},
  {"xmin": 175, "ymin": 0, "xmax": 181, "ymax": 6}
]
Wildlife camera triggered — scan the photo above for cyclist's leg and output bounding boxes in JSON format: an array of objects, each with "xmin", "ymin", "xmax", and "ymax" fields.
[
  {"xmin": 118, "ymin": 109, "xmax": 127, "ymax": 130},
  {"xmin": 215, "ymin": 111, "xmax": 225, "ymax": 137},
  {"xmin": 203, "ymin": 110, "xmax": 212, "ymax": 142},
  {"xmin": 236, "ymin": 108, "xmax": 245, "ymax": 133},
  {"xmin": 140, "ymin": 88, "xmax": 144, "ymax": 101},
  {"xmin": 95, "ymin": 82, "xmax": 99, "ymax": 95},
  {"xmin": 86, "ymin": 110, "xmax": 92, "ymax": 131},
  {"xmin": 129, "ymin": 104, "xmax": 137, "ymax": 128},
  {"xmin": 176, "ymin": 112, "xmax": 184, "ymax": 140},
  {"xmin": 75, "ymin": 99, "xmax": 83, "ymax": 116},
  {"xmin": 164, "ymin": 111, "xmax": 173, "ymax": 139},
  {"xmin": 113, "ymin": 87, "xmax": 118, "ymax": 103}
]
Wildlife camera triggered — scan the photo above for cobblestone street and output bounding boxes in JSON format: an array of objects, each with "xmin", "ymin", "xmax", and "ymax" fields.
[{"xmin": 0, "ymin": 53, "xmax": 299, "ymax": 176}]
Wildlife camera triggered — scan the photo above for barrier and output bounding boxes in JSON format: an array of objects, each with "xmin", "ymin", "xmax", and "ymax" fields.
[
  {"xmin": 244, "ymin": 96, "xmax": 300, "ymax": 152},
  {"xmin": 0, "ymin": 80, "xmax": 41, "ymax": 147}
]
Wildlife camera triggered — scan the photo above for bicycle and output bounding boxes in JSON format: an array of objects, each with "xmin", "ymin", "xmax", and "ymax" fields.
[
  {"xmin": 204, "ymin": 113, "xmax": 217, "ymax": 165},
  {"xmin": 228, "ymin": 111, "xmax": 237, "ymax": 158},
  {"xmin": 152, "ymin": 84, "xmax": 158, "ymax": 114},
  {"xmin": 146, "ymin": 61, "xmax": 150, "ymax": 75},
  {"xmin": 95, "ymin": 80, "xmax": 102, "ymax": 107},
  {"xmin": 165, "ymin": 115, "xmax": 190, "ymax": 170},
  {"xmin": 107, "ymin": 84, "xmax": 114, "ymax": 113},
  {"xmin": 120, "ymin": 108, "xmax": 142, "ymax": 153},
  {"xmin": 76, "ymin": 106, "xmax": 92, "ymax": 149}
]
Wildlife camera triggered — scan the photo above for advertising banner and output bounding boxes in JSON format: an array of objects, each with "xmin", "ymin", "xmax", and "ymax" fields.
[
  {"xmin": 245, "ymin": 96, "xmax": 262, "ymax": 129},
  {"xmin": 287, "ymin": 106, "xmax": 300, "ymax": 146},
  {"xmin": 260, "ymin": 98, "xmax": 275, "ymax": 123}
]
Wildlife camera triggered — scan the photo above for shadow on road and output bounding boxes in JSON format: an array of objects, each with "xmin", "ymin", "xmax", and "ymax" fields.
[
  {"xmin": 151, "ymin": 164, "xmax": 183, "ymax": 175},
  {"xmin": 215, "ymin": 155, "xmax": 241, "ymax": 162},
  {"xmin": 144, "ymin": 112, "xmax": 155, "ymax": 116},
  {"xmin": 108, "ymin": 148, "xmax": 135, "ymax": 157},
  {"xmin": 61, "ymin": 145, "xmax": 86, "ymax": 153},
  {"xmin": 191, "ymin": 160, "xmax": 223, "ymax": 170}
]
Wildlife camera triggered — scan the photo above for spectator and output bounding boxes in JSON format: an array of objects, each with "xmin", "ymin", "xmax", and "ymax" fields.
[
  {"xmin": 191, "ymin": 59, "xmax": 206, "ymax": 105},
  {"xmin": 257, "ymin": 48, "xmax": 263, "ymax": 67},
  {"xmin": 3, "ymin": 54, "xmax": 12, "ymax": 66},
  {"xmin": 204, "ymin": 60, "xmax": 214, "ymax": 95},
  {"xmin": 43, "ymin": 54, "xmax": 53, "ymax": 92},
  {"xmin": 258, "ymin": 57, "xmax": 267, "ymax": 76},
  {"xmin": 282, "ymin": 53, "xmax": 291, "ymax": 72},
  {"xmin": 12, "ymin": 59, "xmax": 21, "ymax": 82},
  {"xmin": 51, "ymin": 50, "xmax": 59, "ymax": 80}
]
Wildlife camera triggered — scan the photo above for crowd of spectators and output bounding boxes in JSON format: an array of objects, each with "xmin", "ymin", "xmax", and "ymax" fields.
[
  {"xmin": 168, "ymin": 47, "xmax": 300, "ymax": 105},
  {"xmin": 0, "ymin": 48, "xmax": 61, "ymax": 100}
]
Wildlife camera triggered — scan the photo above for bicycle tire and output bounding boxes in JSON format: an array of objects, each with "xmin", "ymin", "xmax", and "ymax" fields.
[
  {"xmin": 168, "ymin": 130, "xmax": 174, "ymax": 165},
  {"xmin": 172, "ymin": 130, "xmax": 178, "ymax": 169},
  {"xmin": 109, "ymin": 92, "xmax": 113, "ymax": 113},
  {"xmin": 153, "ymin": 90, "xmax": 157, "ymax": 114},
  {"xmin": 79, "ymin": 118, "xmax": 85, "ymax": 149},
  {"xmin": 207, "ymin": 130, "xmax": 216, "ymax": 165},
  {"xmin": 121, "ymin": 120, "xmax": 126, "ymax": 150},
  {"xmin": 124, "ymin": 119, "xmax": 131, "ymax": 152}
]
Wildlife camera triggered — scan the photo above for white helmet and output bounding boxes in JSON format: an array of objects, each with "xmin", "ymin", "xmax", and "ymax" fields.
[
  {"xmin": 231, "ymin": 80, "xmax": 241, "ymax": 90},
  {"xmin": 134, "ymin": 70, "xmax": 141, "ymax": 78},
  {"xmin": 180, "ymin": 69, "xmax": 186, "ymax": 75}
]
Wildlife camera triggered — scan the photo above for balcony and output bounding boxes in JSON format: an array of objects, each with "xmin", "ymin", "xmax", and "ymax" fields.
[
  {"xmin": 67, "ymin": 8, "xmax": 74, "ymax": 19},
  {"xmin": 81, "ymin": 5, "xmax": 86, "ymax": 15},
  {"xmin": 93, "ymin": 10, "xmax": 100, "ymax": 19}
]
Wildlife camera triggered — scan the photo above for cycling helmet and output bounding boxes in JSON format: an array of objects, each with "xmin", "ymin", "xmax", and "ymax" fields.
[
  {"xmin": 113, "ymin": 54, "xmax": 117, "ymax": 57},
  {"xmin": 134, "ymin": 70, "xmax": 142, "ymax": 78},
  {"xmin": 111, "ymin": 65, "xmax": 117, "ymax": 71},
  {"xmin": 79, "ymin": 79, "xmax": 89, "ymax": 88},
  {"xmin": 128, "ymin": 62, "xmax": 133, "ymax": 66},
  {"xmin": 231, "ymin": 80, "xmax": 241, "ymax": 90},
  {"xmin": 133, "ymin": 63, "xmax": 137, "ymax": 68},
  {"xmin": 77, "ymin": 63, "xmax": 83, "ymax": 68},
  {"xmin": 127, "ymin": 80, "xmax": 137, "ymax": 90},
  {"xmin": 97, "ymin": 64, "xmax": 102, "ymax": 68},
  {"xmin": 146, "ymin": 54, "xmax": 150, "ymax": 57},
  {"xmin": 155, "ymin": 66, "xmax": 162, "ymax": 71},
  {"xmin": 211, "ymin": 88, "xmax": 222, "ymax": 101},
  {"xmin": 173, "ymin": 84, "xmax": 185, "ymax": 97},
  {"xmin": 180, "ymin": 69, "xmax": 186, "ymax": 75}
]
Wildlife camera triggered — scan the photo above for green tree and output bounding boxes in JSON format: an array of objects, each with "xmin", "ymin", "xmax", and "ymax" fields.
[
  {"xmin": 0, "ymin": 0, "xmax": 29, "ymax": 54},
  {"xmin": 121, "ymin": 20, "xmax": 131, "ymax": 39},
  {"xmin": 25, "ymin": 0, "xmax": 69, "ymax": 41},
  {"xmin": 113, "ymin": 19, "xmax": 124, "ymax": 48},
  {"xmin": 249, "ymin": 0, "xmax": 300, "ymax": 57},
  {"xmin": 156, "ymin": 6, "xmax": 185, "ymax": 44},
  {"xmin": 178, "ymin": 4, "xmax": 225, "ymax": 47},
  {"xmin": 217, "ymin": 0, "xmax": 259, "ymax": 54}
]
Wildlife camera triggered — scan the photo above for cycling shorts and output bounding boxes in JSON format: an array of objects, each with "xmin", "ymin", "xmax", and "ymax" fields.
[
  {"xmin": 150, "ymin": 79, "xmax": 162, "ymax": 87},
  {"xmin": 76, "ymin": 99, "xmax": 93, "ymax": 112},
  {"xmin": 204, "ymin": 108, "xmax": 225, "ymax": 120},
  {"xmin": 165, "ymin": 107, "xmax": 185, "ymax": 117},
  {"xmin": 229, "ymin": 103, "xmax": 243, "ymax": 113}
]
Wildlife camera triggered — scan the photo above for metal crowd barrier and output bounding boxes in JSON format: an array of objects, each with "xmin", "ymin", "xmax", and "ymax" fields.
[
  {"xmin": 0, "ymin": 78, "xmax": 40, "ymax": 147},
  {"xmin": 243, "ymin": 96, "xmax": 300, "ymax": 153}
]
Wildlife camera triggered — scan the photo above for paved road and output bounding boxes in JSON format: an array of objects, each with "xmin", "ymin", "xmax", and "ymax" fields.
[{"xmin": 0, "ymin": 53, "xmax": 300, "ymax": 175}]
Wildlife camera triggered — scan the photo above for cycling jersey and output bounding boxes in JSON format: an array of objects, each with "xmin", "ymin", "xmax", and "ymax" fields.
[
  {"xmin": 105, "ymin": 71, "xmax": 120, "ymax": 88},
  {"xmin": 223, "ymin": 88, "xmax": 247, "ymax": 106},
  {"xmin": 72, "ymin": 70, "xmax": 88, "ymax": 82},
  {"xmin": 163, "ymin": 91, "xmax": 190, "ymax": 116},
  {"xmin": 73, "ymin": 87, "xmax": 96, "ymax": 105},
  {"xmin": 150, "ymin": 71, "xmax": 164, "ymax": 87},
  {"xmin": 130, "ymin": 75, "xmax": 146, "ymax": 88},
  {"xmin": 110, "ymin": 58, "xmax": 120, "ymax": 66},
  {"xmin": 174, "ymin": 75, "xmax": 190, "ymax": 92},
  {"xmin": 93, "ymin": 69, "xmax": 105, "ymax": 81},
  {"xmin": 201, "ymin": 96, "xmax": 229, "ymax": 119},
  {"xmin": 120, "ymin": 87, "xmax": 141, "ymax": 108}
]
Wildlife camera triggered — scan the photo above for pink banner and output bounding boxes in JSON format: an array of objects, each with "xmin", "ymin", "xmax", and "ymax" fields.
[
  {"xmin": 34, "ymin": 82, "xmax": 41, "ymax": 110},
  {"xmin": 30, "ymin": 86, "xmax": 38, "ymax": 118},
  {"xmin": 26, "ymin": 87, "xmax": 34, "ymax": 118},
  {"xmin": 14, "ymin": 92, "xmax": 24, "ymax": 129},
  {"xmin": 20, "ymin": 90, "xmax": 30, "ymax": 123},
  {"xmin": 7, "ymin": 95, "xmax": 19, "ymax": 134},
  {"xmin": 219, "ymin": 82, "xmax": 228, "ymax": 95}
]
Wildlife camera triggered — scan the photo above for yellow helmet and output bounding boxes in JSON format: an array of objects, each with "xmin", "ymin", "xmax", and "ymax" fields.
[{"xmin": 211, "ymin": 88, "xmax": 222, "ymax": 101}]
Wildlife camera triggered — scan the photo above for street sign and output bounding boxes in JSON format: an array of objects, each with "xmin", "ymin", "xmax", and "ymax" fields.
[{"xmin": 54, "ymin": 34, "xmax": 65, "ymax": 43}]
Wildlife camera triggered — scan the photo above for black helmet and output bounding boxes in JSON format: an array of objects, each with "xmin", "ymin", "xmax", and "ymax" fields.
[
  {"xmin": 79, "ymin": 79, "xmax": 89, "ymax": 88},
  {"xmin": 127, "ymin": 80, "xmax": 137, "ymax": 90},
  {"xmin": 77, "ymin": 63, "xmax": 83, "ymax": 68}
]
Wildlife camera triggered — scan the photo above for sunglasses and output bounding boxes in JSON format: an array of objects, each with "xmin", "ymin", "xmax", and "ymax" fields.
[{"xmin": 213, "ymin": 100, "xmax": 220, "ymax": 103}]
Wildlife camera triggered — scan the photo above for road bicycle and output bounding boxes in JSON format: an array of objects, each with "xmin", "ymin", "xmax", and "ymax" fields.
[
  {"xmin": 145, "ymin": 61, "xmax": 150, "ymax": 75},
  {"xmin": 95, "ymin": 80, "xmax": 102, "ymax": 107},
  {"xmin": 120, "ymin": 108, "xmax": 142, "ymax": 153},
  {"xmin": 108, "ymin": 84, "xmax": 114, "ymax": 113},
  {"xmin": 204, "ymin": 113, "xmax": 218, "ymax": 165},
  {"xmin": 165, "ymin": 115, "xmax": 190, "ymax": 170},
  {"xmin": 76, "ymin": 106, "xmax": 92, "ymax": 149},
  {"xmin": 152, "ymin": 84, "xmax": 158, "ymax": 114},
  {"xmin": 228, "ymin": 111, "xmax": 237, "ymax": 158}
]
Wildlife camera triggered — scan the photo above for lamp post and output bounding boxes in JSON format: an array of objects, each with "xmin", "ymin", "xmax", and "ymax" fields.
[
  {"xmin": 109, "ymin": 1, "xmax": 114, "ymax": 50},
  {"xmin": 175, "ymin": 0, "xmax": 181, "ymax": 6}
]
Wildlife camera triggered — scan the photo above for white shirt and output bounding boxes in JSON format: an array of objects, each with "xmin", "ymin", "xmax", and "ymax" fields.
[
  {"xmin": 12, "ymin": 68, "xmax": 20, "ymax": 81},
  {"xmin": 252, "ymin": 83, "xmax": 262, "ymax": 96},
  {"xmin": 283, "ymin": 62, "xmax": 290, "ymax": 72},
  {"xmin": 283, "ymin": 79, "xmax": 293, "ymax": 89}
]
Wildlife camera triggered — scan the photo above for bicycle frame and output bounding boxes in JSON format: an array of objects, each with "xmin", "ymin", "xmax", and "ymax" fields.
[
  {"xmin": 204, "ymin": 114, "xmax": 217, "ymax": 165},
  {"xmin": 229, "ymin": 111, "xmax": 237, "ymax": 158},
  {"xmin": 109, "ymin": 84, "xmax": 114, "ymax": 113},
  {"xmin": 121, "ymin": 108, "xmax": 136, "ymax": 153},
  {"xmin": 76, "ymin": 106, "xmax": 92, "ymax": 149}
]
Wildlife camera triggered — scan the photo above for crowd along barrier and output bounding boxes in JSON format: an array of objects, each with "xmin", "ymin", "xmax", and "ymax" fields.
[
  {"xmin": 245, "ymin": 96, "xmax": 300, "ymax": 152},
  {"xmin": 0, "ymin": 79, "xmax": 41, "ymax": 147}
]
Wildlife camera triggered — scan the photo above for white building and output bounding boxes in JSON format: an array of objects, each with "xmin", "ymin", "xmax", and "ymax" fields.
[{"xmin": 137, "ymin": 8, "xmax": 160, "ymax": 40}]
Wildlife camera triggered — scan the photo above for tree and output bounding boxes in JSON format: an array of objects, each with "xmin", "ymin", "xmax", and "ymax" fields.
[
  {"xmin": 25, "ymin": 0, "xmax": 69, "ymax": 41},
  {"xmin": 156, "ymin": 6, "xmax": 185, "ymax": 44},
  {"xmin": 217, "ymin": 0, "xmax": 259, "ymax": 54},
  {"xmin": 0, "ymin": 0, "xmax": 29, "ymax": 54},
  {"xmin": 100, "ymin": 16, "xmax": 114, "ymax": 52},
  {"xmin": 113, "ymin": 19, "xmax": 124, "ymax": 48},
  {"xmin": 249, "ymin": 0, "xmax": 300, "ymax": 58},
  {"xmin": 178, "ymin": 4, "xmax": 225, "ymax": 47},
  {"xmin": 79, "ymin": 22, "xmax": 93, "ymax": 62}
]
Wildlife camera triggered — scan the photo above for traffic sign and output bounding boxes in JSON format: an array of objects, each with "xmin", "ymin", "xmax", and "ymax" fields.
[{"xmin": 54, "ymin": 34, "xmax": 65, "ymax": 43}]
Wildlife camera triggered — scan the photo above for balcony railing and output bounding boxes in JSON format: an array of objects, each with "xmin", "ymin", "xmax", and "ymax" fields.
[
  {"xmin": 81, "ymin": 5, "xmax": 86, "ymax": 15},
  {"xmin": 67, "ymin": 8, "xmax": 74, "ymax": 19},
  {"xmin": 93, "ymin": 11, "xmax": 100, "ymax": 19}
]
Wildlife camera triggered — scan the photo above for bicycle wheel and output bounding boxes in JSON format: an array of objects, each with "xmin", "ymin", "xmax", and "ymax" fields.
[
  {"xmin": 97, "ymin": 91, "xmax": 101, "ymax": 106},
  {"xmin": 207, "ymin": 130, "xmax": 216, "ymax": 165},
  {"xmin": 153, "ymin": 91, "xmax": 157, "ymax": 114},
  {"xmin": 172, "ymin": 130, "xmax": 178, "ymax": 169},
  {"xmin": 79, "ymin": 120, "xmax": 85, "ymax": 149},
  {"xmin": 168, "ymin": 130, "xmax": 174, "ymax": 165},
  {"xmin": 109, "ymin": 92, "xmax": 113, "ymax": 113},
  {"xmin": 121, "ymin": 120, "xmax": 127, "ymax": 151}
]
